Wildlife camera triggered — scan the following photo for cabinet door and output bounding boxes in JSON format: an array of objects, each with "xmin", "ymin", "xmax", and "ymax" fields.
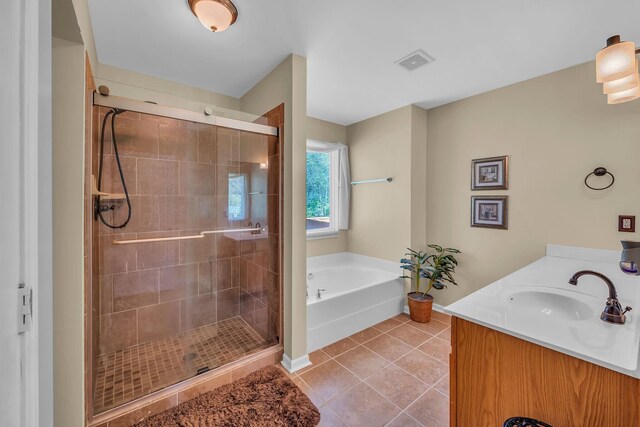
[{"xmin": 453, "ymin": 318, "xmax": 639, "ymax": 426}]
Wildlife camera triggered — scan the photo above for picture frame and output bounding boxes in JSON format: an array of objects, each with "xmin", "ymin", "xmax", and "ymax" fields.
[
  {"xmin": 471, "ymin": 196, "xmax": 508, "ymax": 229},
  {"xmin": 471, "ymin": 156, "xmax": 508, "ymax": 190}
]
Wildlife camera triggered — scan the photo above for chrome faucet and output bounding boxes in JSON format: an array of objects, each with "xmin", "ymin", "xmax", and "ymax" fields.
[
  {"xmin": 251, "ymin": 222, "xmax": 262, "ymax": 235},
  {"xmin": 568, "ymin": 270, "xmax": 632, "ymax": 324},
  {"xmin": 316, "ymin": 288, "xmax": 326, "ymax": 299}
]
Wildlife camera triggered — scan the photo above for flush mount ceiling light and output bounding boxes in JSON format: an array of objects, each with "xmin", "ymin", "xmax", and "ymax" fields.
[
  {"xmin": 596, "ymin": 35, "xmax": 640, "ymax": 104},
  {"xmin": 188, "ymin": 0, "xmax": 238, "ymax": 32}
]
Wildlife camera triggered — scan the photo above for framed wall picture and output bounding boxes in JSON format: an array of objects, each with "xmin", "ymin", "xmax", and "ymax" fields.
[
  {"xmin": 471, "ymin": 156, "xmax": 508, "ymax": 190},
  {"xmin": 471, "ymin": 196, "xmax": 508, "ymax": 229}
]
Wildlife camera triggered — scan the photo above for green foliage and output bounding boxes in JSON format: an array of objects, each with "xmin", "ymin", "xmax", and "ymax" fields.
[
  {"xmin": 400, "ymin": 244, "xmax": 461, "ymax": 296},
  {"xmin": 228, "ymin": 174, "xmax": 246, "ymax": 220},
  {"xmin": 306, "ymin": 152, "xmax": 331, "ymax": 218}
]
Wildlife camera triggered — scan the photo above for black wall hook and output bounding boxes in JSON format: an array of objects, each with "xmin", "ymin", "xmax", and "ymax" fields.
[{"xmin": 584, "ymin": 167, "xmax": 615, "ymax": 190}]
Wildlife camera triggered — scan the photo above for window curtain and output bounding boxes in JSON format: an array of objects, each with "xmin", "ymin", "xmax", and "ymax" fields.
[
  {"xmin": 336, "ymin": 146, "xmax": 350, "ymax": 230},
  {"xmin": 306, "ymin": 139, "xmax": 351, "ymax": 230}
]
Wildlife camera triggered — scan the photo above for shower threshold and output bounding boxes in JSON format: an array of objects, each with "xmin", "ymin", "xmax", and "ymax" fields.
[{"xmin": 93, "ymin": 316, "xmax": 273, "ymax": 413}]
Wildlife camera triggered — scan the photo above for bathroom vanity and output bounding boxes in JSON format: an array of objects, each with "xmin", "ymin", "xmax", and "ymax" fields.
[{"xmin": 445, "ymin": 245, "xmax": 640, "ymax": 427}]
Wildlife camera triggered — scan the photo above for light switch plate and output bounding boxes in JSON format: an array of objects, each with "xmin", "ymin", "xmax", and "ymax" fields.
[{"xmin": 618, "ymin": 215, "xmax": 635, "ymax": 232}]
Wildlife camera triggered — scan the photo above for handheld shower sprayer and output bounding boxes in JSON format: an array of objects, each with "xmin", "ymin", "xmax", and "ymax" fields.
[
  {"xmin": 620, "ymin": 240, "xmax": 640, "ymax": 275},
  {"xmin": 95, "ymin": 108, "xmax": 133, "ymax": 228}
]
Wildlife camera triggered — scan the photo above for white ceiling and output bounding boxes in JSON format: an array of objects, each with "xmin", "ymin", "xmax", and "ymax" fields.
[{"xmin": 88, "ymin": 0, "xmax": 640, "ymax": 125}]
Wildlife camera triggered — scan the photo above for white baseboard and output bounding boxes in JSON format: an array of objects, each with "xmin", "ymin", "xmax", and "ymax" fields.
[
  {"xmin": 404, "ymin": 303, "xmax": 446, "ymax": 314},
  {"xmin": 281, "ymin": 353, "xmax": 312, "ymax": 373}
]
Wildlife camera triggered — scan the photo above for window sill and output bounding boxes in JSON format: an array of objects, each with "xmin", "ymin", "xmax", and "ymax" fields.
[{"xmin": 306, "ymin": 231, "xmax": 340, "ymax": 240}]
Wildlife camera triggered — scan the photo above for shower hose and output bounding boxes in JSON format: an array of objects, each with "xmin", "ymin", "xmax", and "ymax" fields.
[{"xmin": 95, "ymin": 108, "xmax": 132, "ymax": 228}]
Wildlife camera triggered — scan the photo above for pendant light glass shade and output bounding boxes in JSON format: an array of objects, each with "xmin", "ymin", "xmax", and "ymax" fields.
[
  {"xmin": 603, "ymin": 70, "xmax": 639, "ymax": 94},
  {"xmin": 596, "ymin": 41, "xmax": 637, "ymax": 83},
  {"xmin": 189, "ymin": 0, "xmax": 238, "ymax": 32},
  {"xmin": 607, "ymin": 84, "xmax": 640, "ymax": 104}
]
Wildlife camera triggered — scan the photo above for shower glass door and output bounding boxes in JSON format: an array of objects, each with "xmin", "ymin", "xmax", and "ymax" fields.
[{"xmin": 91, "ymin": 108, "xmax": 280, "ymax": 414}]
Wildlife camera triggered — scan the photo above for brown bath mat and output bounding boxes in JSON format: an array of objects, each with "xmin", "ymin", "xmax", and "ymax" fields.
[{"xmin": 134, "ymin": 366, "xmax": 320, "ymax": 427}]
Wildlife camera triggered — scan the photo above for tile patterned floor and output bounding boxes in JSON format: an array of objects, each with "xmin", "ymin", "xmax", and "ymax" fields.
[
  {"xmin": 281, "ymin": 311, "xmax": 452, "ymax": 427},
  {"xmin": 94, "ymin": 316, "xmax": 272, "ymax": 413}
]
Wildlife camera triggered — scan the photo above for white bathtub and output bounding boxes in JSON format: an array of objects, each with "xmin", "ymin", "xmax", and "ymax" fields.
[{"xmin": 306, "ymin": 252, "xmax": 404, "ymax": 353}]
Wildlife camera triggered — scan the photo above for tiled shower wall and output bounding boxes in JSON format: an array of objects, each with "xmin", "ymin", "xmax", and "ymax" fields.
[
  {"xmin": 237, "ymin": 164, "xmax": 280, "ymax": 342},
  {"xmin": 91, "ymin": 108, "xmax": 280, "ymax": 357}
]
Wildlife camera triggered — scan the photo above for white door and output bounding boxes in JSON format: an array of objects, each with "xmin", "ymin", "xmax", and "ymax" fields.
[
  {"xmin": 0, "ymin": 1, "xmax": 27, "ymax": 424},
  {"xmin": 0, "ymin": 1, "xmax": 53, "ymax": 426}
]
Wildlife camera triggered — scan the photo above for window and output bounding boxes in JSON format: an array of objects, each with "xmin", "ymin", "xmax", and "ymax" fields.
[
  {"xmin": 306, "ymin": 150, "xmax": 339, "ymax": 237},
  {"xmin": 228, "ymin": 173, "xmax": 248, "ymax": 221}
]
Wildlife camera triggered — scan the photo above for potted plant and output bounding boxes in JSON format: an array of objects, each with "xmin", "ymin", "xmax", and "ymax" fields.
[{"xmin": 400, "ymin": 244, "xmax": 461, "ymax": 323}]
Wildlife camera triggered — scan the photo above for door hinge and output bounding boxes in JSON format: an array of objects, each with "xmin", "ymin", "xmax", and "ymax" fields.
[{"xmin": 18, "ymin": 284, "xmax": 32, "ymax": 334}]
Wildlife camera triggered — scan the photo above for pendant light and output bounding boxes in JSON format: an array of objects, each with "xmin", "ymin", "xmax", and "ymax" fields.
[
  {"xmin": 596, "ymin": 35, "xmax": 640, "ymax": 104},
  {"xmin": 603, "ymin": 71, "xmax": 639, "ymax": 94},
  {"xmin": 608, "ymin": 85, "xmax": 640, "ymax": 104},
  {"xmin": 188, "ymin": 0, "xmax": 238, "ymax": 32}
]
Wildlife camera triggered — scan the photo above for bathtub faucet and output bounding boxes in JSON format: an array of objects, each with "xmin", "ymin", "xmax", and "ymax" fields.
[
  {"xmin": 307, "ymin": 273, "xmax": 313, "ymax": 299},
  {"xmin": 316, "ymin": 288, "xmax": 327, "ymax": 299}
]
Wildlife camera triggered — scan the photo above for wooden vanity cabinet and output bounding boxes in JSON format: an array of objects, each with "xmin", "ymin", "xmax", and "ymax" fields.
[{"xmin": 449, "ymin": 317, "xmax": 640, "ymax": 427}]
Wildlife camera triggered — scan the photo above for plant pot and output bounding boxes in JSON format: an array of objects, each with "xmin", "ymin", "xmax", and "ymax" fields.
[{"xmin": 407, "ymin": 292, "xmax": 434, "ymax": 323}]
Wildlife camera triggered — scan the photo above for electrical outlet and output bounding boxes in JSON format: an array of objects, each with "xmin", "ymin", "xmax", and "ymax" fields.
[{"xmin": 618, "ymin": 215, "xmax": 635, "ymax": 232}]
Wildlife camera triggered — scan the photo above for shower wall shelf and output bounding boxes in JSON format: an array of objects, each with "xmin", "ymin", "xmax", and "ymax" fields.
[
  {"xmin": 91, "ymin": 175, "xmax": 125, "ymax": 200},
  {"xmin": 112, "ymin": 227, "xmax": 266, "ymax": 245},
  {"xmin": 351, "ymin": 177, "xmax": 393, "ymax": 185}
]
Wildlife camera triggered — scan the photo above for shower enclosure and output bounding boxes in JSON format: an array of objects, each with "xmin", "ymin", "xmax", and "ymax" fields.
[{"xmin": 87, "ymin": 95, "xmax": 282, "ymax": 415}]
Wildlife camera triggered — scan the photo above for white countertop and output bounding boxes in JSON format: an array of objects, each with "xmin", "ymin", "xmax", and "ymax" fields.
[
  {"xmin": 223, "ymin": 230, "xmax": 268, "ymax": 241},
  {"xmin": 445, "ymin": 244, "xmax": 640, "ymax": 378}
]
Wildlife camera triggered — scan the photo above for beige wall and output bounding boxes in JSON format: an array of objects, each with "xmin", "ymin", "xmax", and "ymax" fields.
[
  {"xmin": 240, "ymin": 55, "xmax": 309, "ymax": 360},
  {"xmin": 53, "ymin": 0, "xmax": 82, "ymax": 43},
  {"xmin": 410, "ymin": 106, "xmax": 428, "ymax": 251},
  {"xmin": 346, "ymin": 105, "xmax": 428, "ymax": 262},
  {"xmin": 52, "ymin": 36, "xmax": 86, "ymax": 427},
  {"xmin": 426, "ymin": 61, "xmax": 640, "ymax": 307},
  {"xmin": 92, "ymin": 63, "xmax": 256, "ymax": 120},
  {"xmin": 306, "ymin": 116, "xmax": 349, "ymax": 256}
]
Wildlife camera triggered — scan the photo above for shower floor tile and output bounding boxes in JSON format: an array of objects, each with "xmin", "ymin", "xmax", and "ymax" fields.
[{"xmin": 93, "ymin": 316, "xmax": 272, "ymax": 413}]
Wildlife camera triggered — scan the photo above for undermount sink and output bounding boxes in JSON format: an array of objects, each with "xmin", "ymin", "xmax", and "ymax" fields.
[{"xmin": 505, "ymin": 289, "xmax": 596, "ymax": 322}]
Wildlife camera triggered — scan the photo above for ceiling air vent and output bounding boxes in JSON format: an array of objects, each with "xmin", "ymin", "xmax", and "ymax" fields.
[{"xmin": 395, "ymin": 49, "xmax": 435, "ymax": 71}]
